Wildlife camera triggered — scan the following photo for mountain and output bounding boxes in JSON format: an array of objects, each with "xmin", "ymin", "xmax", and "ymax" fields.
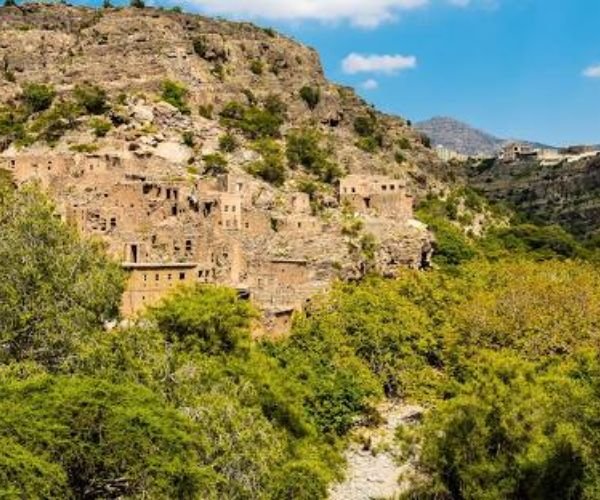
[
  {"xmin": 0, "ymin": 3, "xmax": 447, "ymax": 331},
  {"xmin": 416, "ymin": 116, "xmax": 554, "ymax": 157},
  {"xmin": 416, "ymin": 117, "xmax": 504, "ymax": 156}
]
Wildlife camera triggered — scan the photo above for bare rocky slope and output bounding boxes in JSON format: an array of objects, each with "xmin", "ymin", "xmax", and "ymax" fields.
[
  {"xmin": 0, "ymin": 3, "xmax": 450, "ymax": 330},
  {"xmin": 0, "ymin": 3, "xmax": 445, "ymax": 185}
]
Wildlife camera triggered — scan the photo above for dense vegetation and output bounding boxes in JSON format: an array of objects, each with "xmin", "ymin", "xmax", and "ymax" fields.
[{"xmin": 1, "ymin": 174, "xmax": 599, "ymax": 498}]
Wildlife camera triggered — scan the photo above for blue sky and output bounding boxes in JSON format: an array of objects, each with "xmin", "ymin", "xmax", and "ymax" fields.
[{"xmin": 105, "ymin": 0, "xmax": 600, "ymax": 145}]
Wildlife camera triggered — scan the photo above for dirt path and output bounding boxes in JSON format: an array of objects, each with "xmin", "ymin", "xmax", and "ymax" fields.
[{"xmin": 329, "ymin": 403, "xmax": 422, "ymax": 500}]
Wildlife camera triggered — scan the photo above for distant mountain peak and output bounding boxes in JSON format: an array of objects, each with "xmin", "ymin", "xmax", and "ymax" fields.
[
  {"xmin": 415, "ymin": 117, "xmax": 554, "ymax": 157},
  {"xmin": 415, "ymin": 117, "xmax": 503, "ymax": 156}
]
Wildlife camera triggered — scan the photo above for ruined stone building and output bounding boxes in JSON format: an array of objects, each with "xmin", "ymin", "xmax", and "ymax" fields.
[
  {"xmin": 339, "ymin": 175, "xmax": 414, "ymax": 219},
  {"xmin": 2, "ymin": 152, "xmax": 426, "ymax": 334}
]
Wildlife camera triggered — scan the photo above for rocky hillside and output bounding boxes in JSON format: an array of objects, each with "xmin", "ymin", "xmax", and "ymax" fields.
[
  {"xmin": 0, "ymin": 3, "xmax": 449, "ymax": 328},
  {"xmin": 466, "ymin": 156, "xmax": 600, "ymax": 238},
  {"xmin": 0, "ymin": 3, "xmax": 443, "ymax": 188}
]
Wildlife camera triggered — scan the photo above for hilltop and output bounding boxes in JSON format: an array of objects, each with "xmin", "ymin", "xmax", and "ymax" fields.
[
  {"xmin": 416, "ymin": 116, "xmax": 503, "ymax": 156},
  {"xmin": 0, "ymin": 3, "xmax": 447, "ymax": 331},
  {"xmin": 416, "ymin": 116, "xmax": 552, "ymax": 156}
]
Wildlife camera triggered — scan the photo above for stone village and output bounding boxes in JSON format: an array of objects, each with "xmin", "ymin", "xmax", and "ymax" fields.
[{"xmin": 2, "ymin": 152, "xmax": 425, "ymax": 334}]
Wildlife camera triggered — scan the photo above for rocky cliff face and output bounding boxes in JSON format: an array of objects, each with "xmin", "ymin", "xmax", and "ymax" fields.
[
  {"xmin": 0, "ymin": 4, "xmax": 445, "ymax": 331},
  {"xmin": 467, "ymin": 156, "xmax": 600, "ymax": 238}
]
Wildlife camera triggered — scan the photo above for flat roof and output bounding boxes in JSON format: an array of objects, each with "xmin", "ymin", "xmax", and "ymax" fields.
[{"xmin": 122, "ymin": 262, "xmax": 199, "ymax": 270}]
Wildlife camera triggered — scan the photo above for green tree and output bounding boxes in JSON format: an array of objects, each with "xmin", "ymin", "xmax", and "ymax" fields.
[
  {"xmin": 21, "ymin": 83, "xmax": 56, "ymax": 113},
  {"xmin": 409, "ymin": 351, "xmax": 595, "ymax": 499},
  {"xmin": 28, "ymin": 99, "xmax": 82, "ymax": 144},
  {"xmin": 0, "ymin": 375, "xmax": 213, "ymax": 498},
  {"xmin": 0, "ymin": 185, "xmax": 124, "ymax": 368},
  {"xmin": 248, "ymin": 139, "xmax": 287, "ymax": 185},
  {"xmin": 151, "ymin": 285, "xmax": 255, "ymax": 355},
  {"xmin": 203, "ymin": 153, "xmax": 228, "ymax": 175},
  {"xmin": 286, "ymin": 128, "xmax": 341, "ymax": 183},
  {"xmin": 74, "ymin": 83, "xmax": 108, "ymax": 115}
]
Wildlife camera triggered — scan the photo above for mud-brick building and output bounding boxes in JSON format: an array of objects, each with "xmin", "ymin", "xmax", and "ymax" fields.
[
  {"xmin": 121, "ymin": 262, "xmax": 207, "ymax": 315},
  {"xmin": 338, "ymin": 175, "xmax": 414, "ymax": 219},
  {"xmin": 2, "ymin": 150, "xmax": 432, "ymax": 333}
]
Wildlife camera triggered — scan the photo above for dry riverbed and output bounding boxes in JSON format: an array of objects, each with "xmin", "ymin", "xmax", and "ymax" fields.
[{"xmin": 329, "ymin": 403, "xmax": 423, "ymax": 500}]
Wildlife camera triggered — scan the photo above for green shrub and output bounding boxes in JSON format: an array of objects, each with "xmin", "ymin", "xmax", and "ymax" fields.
[
  {"xmin": 211, "ymin": 62, "xmax": 225, "ymax": 81},
  {"xmin": 130, "ymin": 0, "xmax": 145, "ymax": 7},
  {"xmin": 29, "ymin": 99, "xmax": 83, "ymax": 144},
  {"xmin": 89, "ymin": 117, "xmax": 111, "ymax": 137},
  {"xmin": 220, "ymin": 101, "xmax": 246, "ymax": 121},
  {"xmin": 299, "ymin": 85, "xmax": 320, "ymax": 110},
  {"xmin": 69, "ymin": 143, "xmax": 99, "ymax": 153},
  {"xmin": 220, "ymin": 101, "xmax": 283, "ymax": 139},
  {"xmin": 397, "ymin": 137, "xmax": 412, "ymax": 150},
  {"xmin": 182, "ymin": 130, "xmax": 195, "ymax": 147},
  {"xmin": 241, "ymin": 90, "xmax": 257, "ymax": 107},
  {"xmin": 286, "ymin": 128, "xmax": 341, "ymax": 183},
  {"xmin": 218, "ymin": 132, "xmax": 238, "ymax": 153},
  {"xmin": 203, "ymin": 153, "xmax": 228, "ymax": 175},
  {"xmin": 248, "ymin": 139, "xmax": 287, "ymax": 186},
  {"xmin": 198, "ymin": 103, "xmax": 214, "ymax": 119},
  {"xmin": 419, "ymin": 132, "xmax": 432, "ymax": 148},
  {"xmin": 353, "ymin": 115, "xmax": 377, "ymax": 137},
  {"xmin": 192, "ymin": 36, "xmax": 208, "ymax": 58},
  {"xmin": 356, "ymin": 136, "xmax": 380, "ymax": 153},
  {"xmin": 263, "ymin": 93, "xmax": 287, "ymax": 117},
  {"xmin": 250, "ymin": 60, "xmax": 264, "ymax": 75},
  {"xmin": 160, "ymin": 80, "xmax": 190, "ymax": 114},
  {"xmin": 21, "ymin": 83, "xmax": 56, "ymax": 113},
  {"xmin": 394, "ymin": 150, "xmax": 406, "ymax": 164},
  {"xmin": 0, "ymin": 106, "xmax": 28, "ymax": 148},
  {"xmin": 74, "ymin": 84, "xmax": 108, "ymax": 115}
]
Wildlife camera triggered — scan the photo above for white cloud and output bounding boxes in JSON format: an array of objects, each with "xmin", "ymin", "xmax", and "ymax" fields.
[
  {"xmin": 583, "ymin": 65, "xmax": 600, "ymax": 78},
  {"xmin": 342, "ymin": 53, "xmax": 417, "ymax": 74},
  {"xmin": 361, "ymin": 79, "xmax": 379, "ymax": 90},
  {"xmin": 181, "ymin": 0, "xmax": 457, "ymax": 28}
]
